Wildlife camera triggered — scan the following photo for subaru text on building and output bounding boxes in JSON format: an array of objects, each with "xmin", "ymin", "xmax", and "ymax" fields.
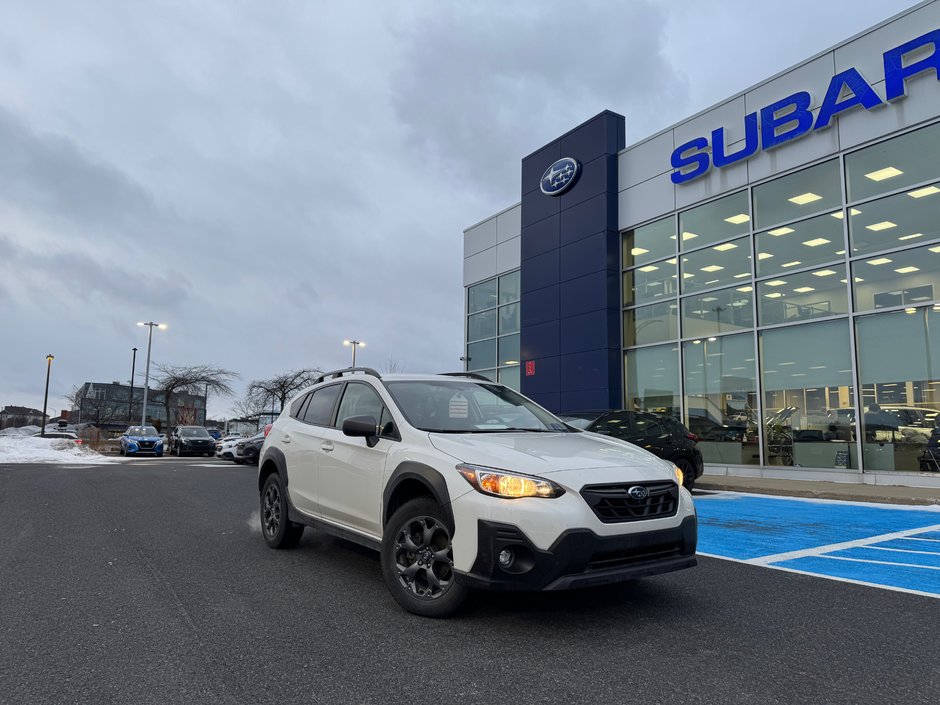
[{"xmin": 257, "ymin": 368, "xmax": 696, "ymax": 617}]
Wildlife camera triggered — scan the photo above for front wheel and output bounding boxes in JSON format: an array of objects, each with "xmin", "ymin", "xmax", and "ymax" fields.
[
  {"xmin": 381, "ymin": 498, "xmax": 467, "ymax": 618},
  {"xmin": 260, "ymin": 473, "xmax": 304, "ymax": 549}
]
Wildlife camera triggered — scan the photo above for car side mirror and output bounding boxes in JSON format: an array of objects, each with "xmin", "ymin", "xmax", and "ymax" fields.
[{"xmin": 343, "ymin": 415, "xmax": 379, "ymax": 443}]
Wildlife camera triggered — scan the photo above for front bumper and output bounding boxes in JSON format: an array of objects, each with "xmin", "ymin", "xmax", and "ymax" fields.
[{"xmin": 456, "ymin": 515, "xmax": 697, "ymax": 591}]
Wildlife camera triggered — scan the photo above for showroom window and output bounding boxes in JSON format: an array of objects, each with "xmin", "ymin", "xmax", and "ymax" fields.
[
  {"xmin": 682, "ymin": 332, "xmax": 759, "ymax": 465},
  {"xmin": 845, "ymin": 122, "xmax": 940, "ymax": 202},
  {"xmin": 678, "ymin": 191, "xmax": 750, "ymax": 251},
  {"xmin": 623, "ymin": 257, "xmax": 678, "ymax": 306},
  {"xmin": 624, "ymin": 344, "xmax": 680, "ymax": 419},
  {"xmin": 465, "ymin": 271, "xmax": 520, "ymax": 388},
  {"xmin": 855, "ymin": 307, "xmax": 940, "ymax": 472},
  {"xmin": 680, "ymin": 286, "xmax": 754, "ymax": 338},
  {"xmin": 753, "ymin": 159, "xmax": 841, "ymax": 229},
  {"xmin": 623, "ymin": 301, "xmax": 678, "ymax": 346},
  {"xmin": 755, "ymin": 210, "xmax": 847, "ymax": 277},
  {"xmin": 757, "ymin": 265, "xmax": 848, "ymax": 326},
  {"xmin": 679, "ymin": 236, "xmax": 752, "ymax": 294},
  {"xmin": 852, "ymin": 242, "xmax": 940, "ymax": 312},
  {"xmin": 847, "ymin": 183, "xmax": 940, "ymax": 257},
  {"xmin": 623, "ymin": 216, "xmax": 675, "ymax": 267},
  {"xmin": 759, "ymin": 319, "xmax": 856, "ymax": 469}
]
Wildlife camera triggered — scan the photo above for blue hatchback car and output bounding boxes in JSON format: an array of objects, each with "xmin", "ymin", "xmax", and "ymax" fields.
[{"xmin": 120, "ymin": 425, "xmax": 164, "ymax": 457}]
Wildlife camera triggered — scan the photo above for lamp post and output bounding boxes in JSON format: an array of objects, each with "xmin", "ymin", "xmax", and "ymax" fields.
[
  {"xmin": 40, "ymin": 354, "xmax": 54, "ymax": 437},
  {"xmin": 128, "ymin": 347, "xmax": 138, "ymax": 425},
  {"xmin": 137, "ymin": 322, "xmax": 167, "ymax": 427},
  {"xmin": 343, "ymin": 339, "xmax": 365, "ymax": 367}
]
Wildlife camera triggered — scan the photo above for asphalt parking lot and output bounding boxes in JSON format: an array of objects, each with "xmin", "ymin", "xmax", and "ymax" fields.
[{"xmin": 1, "ymin": 458, "xmax": 938, "ymax": 705}]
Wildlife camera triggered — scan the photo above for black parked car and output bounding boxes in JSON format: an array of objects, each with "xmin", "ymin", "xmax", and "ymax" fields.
[
  {"xmin": 234, "ymin": 432, "xmax": 265, "ymax": 465},
  {"xmin": 558, "ymin": 410, "xmax": 704, "ymax": 490},
  {"xmin": 169, "ymin": 426, "xmax": 216, "ymax": 456}
]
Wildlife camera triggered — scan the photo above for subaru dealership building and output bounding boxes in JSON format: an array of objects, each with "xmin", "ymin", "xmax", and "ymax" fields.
[{"xmin": 462, "ymin": 1, "xmax": 940, "ymax": 485}]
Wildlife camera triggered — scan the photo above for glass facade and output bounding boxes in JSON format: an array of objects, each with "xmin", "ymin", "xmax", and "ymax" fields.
[
  {"xmin": 465, "ymin": 270, "xmax": 521, "ymax": 389},
  {"xmin": 621, "ymin": 120, "xmax": 940, "ymax": 472}
]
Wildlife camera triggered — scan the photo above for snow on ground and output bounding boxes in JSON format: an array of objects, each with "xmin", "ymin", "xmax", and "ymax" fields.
[{"xmin": 0, "ymin": 436, "xmax": 120, "ymax": 464}]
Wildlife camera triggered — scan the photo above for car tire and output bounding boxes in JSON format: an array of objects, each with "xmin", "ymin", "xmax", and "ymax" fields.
[
  {"xmin": 676, "ymin": 458, "xmax": 696, "ymax": 491},
  {"xmin": 260, "ymin": 473, "xmax": 304, "ymax": 549},
  {"xmin": 119, "ymin": 447, "xmax": 125, "ymax": 456},
  {"xmin": 381, "ymin": 498, "xmax": 467, "ymax": 618}
]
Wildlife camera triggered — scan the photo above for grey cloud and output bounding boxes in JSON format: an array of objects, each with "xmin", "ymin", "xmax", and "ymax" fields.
[{"xmin": 389, "ymin": 1, "xmax": 688, "ymax": 198}]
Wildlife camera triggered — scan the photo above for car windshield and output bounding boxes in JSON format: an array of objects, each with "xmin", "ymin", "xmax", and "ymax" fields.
[
  {"xmin": 127, "ymin": 426, "xmax": 158, "ymax": 436},
  {"xmin": 181, "ymin": 428, "xmax": 210, "ymax": 438},
  {"xmin": 385, "ymin": 380, "xmax": 570, "ymax": 433}
]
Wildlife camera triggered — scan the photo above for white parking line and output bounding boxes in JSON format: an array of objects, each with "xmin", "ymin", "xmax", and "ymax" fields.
[
  {"xmin": 742, "ymin": 523, "xmax": 940, "ymax": 566},
  {"xmin": 865, "ymin": 545, "xmax": 940, "ymax": 556},
  {"xmin": 818, "ymin": 555, "xmax": 940, "ymax": 571}
]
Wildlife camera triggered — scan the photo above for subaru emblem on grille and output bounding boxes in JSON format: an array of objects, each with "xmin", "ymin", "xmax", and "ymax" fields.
[{"xmin": 628, "ymin": 485, "xmax": 649, "ymax": 500}]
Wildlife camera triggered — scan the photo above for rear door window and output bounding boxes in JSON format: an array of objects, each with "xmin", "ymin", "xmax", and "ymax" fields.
[{"xmin": 302, "ymin": 385, "xmax": 342, "ymax": 426}]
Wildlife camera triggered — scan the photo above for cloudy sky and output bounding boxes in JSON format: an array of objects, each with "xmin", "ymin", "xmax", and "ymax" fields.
[{"xmin": 0, "ymin": 0, "xmax": 922, "ymax": 419}]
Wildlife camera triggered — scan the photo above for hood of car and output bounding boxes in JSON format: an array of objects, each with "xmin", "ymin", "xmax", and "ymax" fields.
[
  {"xmin": 428, "ymin": 430, "xmax": 673, "ymax": 482},
  {"xmin": 126, "ymin": 435, "xmax": 161, "ymax": 442}
]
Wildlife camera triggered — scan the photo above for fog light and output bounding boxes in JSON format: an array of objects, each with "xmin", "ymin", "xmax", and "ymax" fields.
[{"xmin": 498, "ymin": 548, "xmax": 514, "ymax": 568}]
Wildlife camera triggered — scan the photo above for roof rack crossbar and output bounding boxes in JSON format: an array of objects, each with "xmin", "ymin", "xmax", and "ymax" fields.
[
  {"xmin": 438, "ymin": 372, "xmax": 494, "ymax": 382},
  {"xmin": 313, "ymin": 367, "xmax": 383, "ymax": 385}
]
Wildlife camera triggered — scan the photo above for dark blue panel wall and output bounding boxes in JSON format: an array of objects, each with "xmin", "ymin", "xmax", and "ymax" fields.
[{"xmin": 519, "ymin": 111, "xmax": 624, "ymax": 413}]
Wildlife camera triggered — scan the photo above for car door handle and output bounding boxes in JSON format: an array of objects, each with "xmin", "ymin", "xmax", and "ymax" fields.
[
  {"xmin": 320, "ymin": 442, "xmax": 334, "ymax": 452},
  {"xmin": 282, "ymin": 434, "xmax": 291, "ymax": 444}
]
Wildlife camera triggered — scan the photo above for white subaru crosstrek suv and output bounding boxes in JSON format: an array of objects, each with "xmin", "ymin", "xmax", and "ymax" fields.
[{"xmin": 257, "ymin": 368, "xmax": 696, "ymax": 617}]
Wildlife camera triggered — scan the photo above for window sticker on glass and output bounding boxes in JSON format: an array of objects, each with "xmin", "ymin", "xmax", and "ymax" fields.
[{"xmin": 448, "ymin": 393, "xmax": 469, "ymax": 418}]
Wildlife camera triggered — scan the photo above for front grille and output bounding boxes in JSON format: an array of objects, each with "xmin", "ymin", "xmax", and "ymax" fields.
[
  {"xmin": 580, "ymin": 481, "xmax": 679, "ymax": 524},
  {"xmin": 587, "ymin": 541, "xmax": 683, "ymax": 570},
  {"xmin": 138, "ymin": 441, "xmax": 155, "ymax": 449}
]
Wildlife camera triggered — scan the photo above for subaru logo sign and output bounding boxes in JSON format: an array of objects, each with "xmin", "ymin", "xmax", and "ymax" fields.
[
  {"xmin": 540, "ymin": 157, "xmax": 580, "ymax": 196},
  {"xmin": 628, "ymin": 485, "xmax": 649, "ymax": 500}
]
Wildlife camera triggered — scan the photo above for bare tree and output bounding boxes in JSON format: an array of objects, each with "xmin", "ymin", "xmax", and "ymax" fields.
[
  {"xmin": 382, "ymin": 357, "xmax": 406, "ymax": 374},
  {"xmin": 153, "ymin": 364, "xmax": 239, "ymax": 428},
  {"xmin": 230, "ymin": 392, "xmax": 266, "ymax": 419},
  {"xmin": 245, "ymin": 368, "xmax": 322, "ymax": 414}
]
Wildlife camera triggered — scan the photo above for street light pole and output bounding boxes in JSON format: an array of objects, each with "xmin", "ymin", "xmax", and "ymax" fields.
[
  {"xmin": 128, "ymin": 347, "xmax": 138, "ymax": 425},
  {"xmin": 137, "ymin": 322, "xmax": 167, "ymax": 427},
  {"xmin": 40, "ymin": 354, "xmax": 54, "ymax": 437},
  {"xmin": 343, "ymin": 339, "xmax": 365, "ymax": 367}
]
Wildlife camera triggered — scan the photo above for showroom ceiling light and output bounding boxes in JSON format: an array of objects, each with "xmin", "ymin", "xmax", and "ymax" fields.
[
  {"xmin": 734, "ymin": 272, "xmax": 751, "ymax": 278},
  {"xmin": 724, "ymin": 214, "xmax": 750, "ymax": 224},
  {"xmin": 638, "ymin": 265, "xmax": 659, "ymax": 272},
  {"xmin": 701, "ymin": 265, "xmax": 724, "ymax": 272},
  {"xmin": 764, "ymin": 292, "xmax": 784, "ymax": 298},
  {"xmin": 788, "ymin": 192, "xmax": 822, "ymax": 205},
  {"xmin": 713, "ymin": 243, "xmax": 738, "ymax": 251},
  {"xmin": 930, "ymin": 246, "xmax": 940, "ymax": 253},
  {"xmin": 758, "ymin": 253, "xmax": 774, "ymax": 260},
  {"xmin": 766, "ymin": 280, "xmax": 787, "ymax": 286},
  {"xmin": 866, "ymin": 258, "xmax": 893, "ymax": 265},
  {"xmin": 898, "ymin": 233, "xmax": 923, "ymax": 241},
  {"xmin": 781, "ymin": 261, "xmax": 802, "ymax": 268},
  {"xmin": 682, "ymin": 231, "xmax": 698, "ymax": 241},
  {"xmin": 866, "ymin": 221, "xmax": 897, "ymax": 231},
  {"xmin": 830, "ymin": 208, "xmax": 861, "ymax": 219},
  {"xmin": 813, "ymin": 269, "xmax": 838, "ymax": 276},
  {"xmin": 908, "ymin": 185, "xmax": 940, "ymax": 198},
  {"xmin": 864, "ymin": 166, "xmax": 903, "ymax": 181},
  {"xmin": 736, "ymin": 286, "xmax": 753, "ymax": 292},
  {"xmin": 666, "ymin": 258, "xmax": 678, "ymax": 264},
  {"xmin": 631, "ymin": 247, "xmax": 649, "ymax": 256},
  {"xmin": 803, "ymin": 238, "xmax": 831, "ymax": 247},
  {"xmin": 794, "ymin": 287, "xmax": 815, "ymax": 293},
  {"xmin": 894, "ymin": 266, "xmax": 920, "ymax": 273},
  {"xmin": 768, "ymin": 227, "xmax": 794, "ymax": 236}
]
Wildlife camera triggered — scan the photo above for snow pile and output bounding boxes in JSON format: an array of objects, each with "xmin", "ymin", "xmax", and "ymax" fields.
[{"xmin": 0, "ymin": 436, "xmax": 120, "ymax": 464}]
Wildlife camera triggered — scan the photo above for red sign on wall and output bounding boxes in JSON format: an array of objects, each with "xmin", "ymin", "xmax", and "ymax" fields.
[{"xmin": 525, "ymin": 360, "xmax": 536, "ymax": 377}]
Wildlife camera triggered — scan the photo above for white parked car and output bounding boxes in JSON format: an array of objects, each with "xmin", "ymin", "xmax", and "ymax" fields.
[
  {"xmin": 217, "ymin": 436, "xmax": 243, "ymax": 460},
  {"xmin": 257, "ymin": 369, "xmax": 696, "ymax": 617}
]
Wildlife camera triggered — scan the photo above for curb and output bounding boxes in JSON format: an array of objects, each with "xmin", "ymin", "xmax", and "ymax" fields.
[{"xmin": 695, "ymin": 482, "xmax": 940, "ymax": 507}]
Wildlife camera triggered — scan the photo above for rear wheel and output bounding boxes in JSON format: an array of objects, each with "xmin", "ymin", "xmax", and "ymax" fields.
[
  {"xmin": 260, "ymin": 473, "xmax": 304, "ymax": 549},
  {"xmin": 381, "ymin": 498, "xmax": 467, "ymax": 618},
  {"xmin": 677, "ymin": 458, "xmax": 696, "ymax": 491}
]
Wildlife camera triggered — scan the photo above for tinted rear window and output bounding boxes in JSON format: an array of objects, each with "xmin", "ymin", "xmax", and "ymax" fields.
[{"xmin": 302, "ymin": 385, "xmax": 342, "ymax": 426}]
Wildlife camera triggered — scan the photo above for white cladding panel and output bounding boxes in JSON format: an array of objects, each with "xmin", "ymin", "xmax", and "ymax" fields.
[
  {"xmin": 496, "ymin": 237, "xmax": 521, "ymax": 272},
  {"xmin": 834, "ymin": 2, "xmax": 940, "ymax": 78},
  {"xmin": 463, "ymin": 217, "xmax": 498, "ymax": 258},
  {"xmin": 618, "ymin": 172, "xmax": 675, "ymax": 229},
  {"xmin": 496, "ymin": 205, "xmax": 521, "ymax": 243},
  {"xmin": 463, "ymin": 247, "xmax": 498, "ymax": 287},
  {"xmin": 838, "ymin": 76, "xmax": 940, "ymax": 148},
  {"xmin": 617, "ymin": 131, "xmax": 674, "ymax": 189},
  {"xmin": 675, "ymin": 141, "xmax": 750, "ymax": 210}
]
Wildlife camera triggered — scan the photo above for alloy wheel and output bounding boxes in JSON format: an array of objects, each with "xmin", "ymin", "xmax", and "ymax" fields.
[
  {"xmin": 394, "ymin": 516, "xmax": 455, "ymax": 600},
  {"xmin": 262, "ymin": 483, "xmax": 281, "ymax": 537}
]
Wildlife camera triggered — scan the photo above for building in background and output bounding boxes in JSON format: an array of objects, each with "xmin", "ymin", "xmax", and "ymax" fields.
[
  {"xmin": 70, "ymin": 382, "xmax": 207, "ymax": 431},
  {"xmin": 463, "ymin": 1, "xmax": 940, "ymax": 484},
  {"xmin": 0, "ymin": 406, "xmax": 47, "ymax": 430}
]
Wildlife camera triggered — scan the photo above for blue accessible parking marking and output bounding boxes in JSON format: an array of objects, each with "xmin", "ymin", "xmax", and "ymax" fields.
[{"xmin": 694, "ymin": 493, "xmax": 940, "ymax": 598}]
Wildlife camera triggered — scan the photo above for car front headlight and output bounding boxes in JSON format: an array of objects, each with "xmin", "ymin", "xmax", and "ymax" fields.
[
  {"xmin": 673, "ymin": 464, "xmax": 684, "ymax": 487},
  {"xmin": 456, "ymin": 464, "xmax": 565, "ymax": 499}
]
